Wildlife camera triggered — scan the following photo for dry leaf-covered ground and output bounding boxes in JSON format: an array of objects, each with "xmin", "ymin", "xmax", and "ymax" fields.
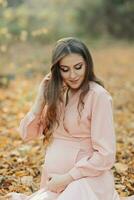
[{"xmin": 0, "ymin": 42, "xmax": 134, "ymax": 197}]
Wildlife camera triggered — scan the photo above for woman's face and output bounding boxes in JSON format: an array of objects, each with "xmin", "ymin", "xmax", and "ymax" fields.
[{"xmin": 59, "ymin": 53, "xmax": 86, "ymax": 90}]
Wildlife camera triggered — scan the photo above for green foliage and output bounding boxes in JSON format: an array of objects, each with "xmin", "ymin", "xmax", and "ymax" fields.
[
  {"xmin": 7, "ymin": 0, "xmax": 24, "ymax": 7},
  {"xmin": 103, "ymin": 0, "xmax": 134, "ymax": 39},
  {"xmin": 0, "ymin": 0, "xmax": 77, "ymax": 46},
  {"xmin": 75, "ymin": 0, "xmax": 134, "ymax": 40},
  {"xmin": 0, "ymin": 0, "xmax": 133, "ymax": 49},
  {"xmin": 74, "ymin": 0, "xmax": 105, "ymax": 38}
]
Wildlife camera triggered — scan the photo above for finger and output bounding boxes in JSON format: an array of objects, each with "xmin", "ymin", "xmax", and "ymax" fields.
[
  {"xmin": 0, "ymin": 195, "xmax": 11, "ymax": 200},
  {"xmin": 44, "ymin": 185, "xmax": 48, "ymax": 191},
  {"xmin": 46, "ymin": 177, "xmax": 52, "ymax": 182},
  {"xmin": 5, "ymin": 194, "xmax": 12, "ymax": 200},
  {"xmin": 48, "ymin": 173, "xmax": 53, "ymax": 180},
  {"xmin": 45, "ymin": 72, "xmax": 51, "ymax": 79},
  {"xmin": 47, "ymin": 72, "xmax": 51, "ymax": 76},
  {"xmin": 49, "ymin": 188, "xmax": 56, "ymax": 193}
]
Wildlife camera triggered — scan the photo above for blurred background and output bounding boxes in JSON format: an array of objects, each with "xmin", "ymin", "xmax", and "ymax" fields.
[
  {"xmin": 0, "ymin": 0, "xmax": 134, "ymax": 197},
  {"xmin": 0, "ymin": 0, "xmax": 134, "ymax": 77}
]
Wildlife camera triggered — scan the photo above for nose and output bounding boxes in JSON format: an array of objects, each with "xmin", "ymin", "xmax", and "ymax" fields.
[{"xmin": 69, "ymin": 69, "xmax": 77, "ymax": 80}]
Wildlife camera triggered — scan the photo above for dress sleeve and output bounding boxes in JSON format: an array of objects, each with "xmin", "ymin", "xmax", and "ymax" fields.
[
  {"xmin": 68, "ymin": 90, "xmax": 116, "ymax": 180},
  {"xmin": 17, "ymin": 108, "xmax": 46, "ymax": 142}
]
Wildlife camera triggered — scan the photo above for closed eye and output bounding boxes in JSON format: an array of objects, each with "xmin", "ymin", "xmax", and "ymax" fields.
[
  {"xmin": 75, "ymin": 64, "xmax": 82, "ymax": 70},
  {"xmin": 60, "ymin": 68, "xmax": 69, "ymax": 72},
  {"xmin": 60, "ymin": 64, "xmax": 83, "ymax": 72}
]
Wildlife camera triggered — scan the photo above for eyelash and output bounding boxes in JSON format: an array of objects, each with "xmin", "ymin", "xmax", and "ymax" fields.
[{"xmin": 60, "ymin": 64, "xmax": 82, "ymax": 72}]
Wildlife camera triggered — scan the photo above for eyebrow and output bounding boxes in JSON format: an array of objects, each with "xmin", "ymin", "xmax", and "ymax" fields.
[{"xmin": 60, "ymin": 62, "xmax": 83, "ymax": 68}]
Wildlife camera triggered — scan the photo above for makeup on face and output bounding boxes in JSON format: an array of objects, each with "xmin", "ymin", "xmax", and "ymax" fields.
[{"xmin": 59, "ymin": 53, "xmax": 86, "ymax": 90}]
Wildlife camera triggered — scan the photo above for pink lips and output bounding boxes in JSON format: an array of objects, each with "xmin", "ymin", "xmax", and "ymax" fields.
[{"xmin": 70, "ymin": 79, "xmax": 79, "ymax": 84}]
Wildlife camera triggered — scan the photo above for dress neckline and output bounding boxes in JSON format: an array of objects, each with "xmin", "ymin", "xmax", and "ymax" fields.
[
  {"xmin": 62, "ymin": 81, "xmax": 95, "ymax": 107},
  {"xmin": 64, "ymin": 87, "xmax": 81, "ymax": 107}
]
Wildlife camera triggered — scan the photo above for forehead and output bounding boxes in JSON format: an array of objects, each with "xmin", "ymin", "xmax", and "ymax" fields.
[{"xmin": 59, "ymin": 53, "xmax": 84, "ymax": 66}]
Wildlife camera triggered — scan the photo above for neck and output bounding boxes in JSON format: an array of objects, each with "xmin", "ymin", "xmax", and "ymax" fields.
[{"xmin": 68, "ymin": 87, "xmax": 80, "ymax": 96}]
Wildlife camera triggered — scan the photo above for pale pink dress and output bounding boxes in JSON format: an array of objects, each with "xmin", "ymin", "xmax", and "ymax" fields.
[{"xmin": 7, "ymin": 81, "xmax": 134, "ymax": 200}]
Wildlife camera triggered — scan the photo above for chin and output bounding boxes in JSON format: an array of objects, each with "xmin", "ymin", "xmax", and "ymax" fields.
[
  {"xmin": 66, "ymin": 79, "xmax": 84, "ymax": 90},
  {"xmin": 69, "ymin": 83, "xmax": 82, "ymax": 90}
]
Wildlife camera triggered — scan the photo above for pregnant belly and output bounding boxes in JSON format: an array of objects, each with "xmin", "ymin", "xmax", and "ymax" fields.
[{"xmin": 44, "ymin": 138, "xmax": 92, "ymax": 175}]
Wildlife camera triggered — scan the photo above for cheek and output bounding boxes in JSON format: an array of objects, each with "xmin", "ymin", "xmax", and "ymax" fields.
[
  {"xmin": 82, "ymin": 66, "xmax": 86, "ymax": 76},
  {"xmin": 60, "ymin": 72, "xmax": 69, "ymax": 81},
  {"xmin": 79, "ymin": 69, "xmax": 86, "ymax": 77}
]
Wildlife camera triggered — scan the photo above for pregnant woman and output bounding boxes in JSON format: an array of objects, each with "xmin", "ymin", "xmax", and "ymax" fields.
[{"xmin": 2, "ymin": 37, "xmax": 134, "ymax": 200}]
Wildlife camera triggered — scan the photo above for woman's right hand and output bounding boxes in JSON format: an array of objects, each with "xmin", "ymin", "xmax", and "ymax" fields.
[
  {"xmin": 30, "ymin": 72, "xmax": 51, "ymax": 115},
  {"xmin": 38, "ymin": 72, "xmax": 51, "ymax": 99}
]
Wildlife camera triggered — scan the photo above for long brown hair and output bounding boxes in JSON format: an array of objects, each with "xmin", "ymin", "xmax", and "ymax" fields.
[{"xmin": 42, "ymin": 37, "xmax": 104, "ymax": 149}]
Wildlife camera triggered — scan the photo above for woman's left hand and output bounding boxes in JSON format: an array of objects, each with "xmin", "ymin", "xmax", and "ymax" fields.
[{"xmin": 46, "ymin": 173, "xmax": 74, "ymax": 193}]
